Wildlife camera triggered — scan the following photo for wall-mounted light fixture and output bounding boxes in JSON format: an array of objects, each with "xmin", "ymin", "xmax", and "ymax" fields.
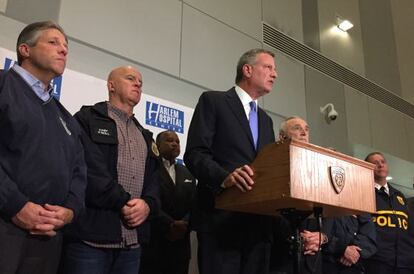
[{"xmin": 337, "ymin": 17, "xmax": 354, "ymax": 32}]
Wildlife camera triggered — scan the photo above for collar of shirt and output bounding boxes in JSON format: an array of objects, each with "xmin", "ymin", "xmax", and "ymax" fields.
[
  {"xmin": 107, "ymin": 102, "xmax": 134, "ymax": 122},
  {"xmin": 235, "ymin": 85, "xmax": 258, "ymax": 120},
  {"xmin": 162, "ymin": 157, "xmax": 176, "ymax": 183},
  {"xmin": 374, "ymin": 182, "xmax": 389, "ymax": 195},
  {"xmin": 12, "ymin": 64, "xmax": 53, "ymax": 102}
]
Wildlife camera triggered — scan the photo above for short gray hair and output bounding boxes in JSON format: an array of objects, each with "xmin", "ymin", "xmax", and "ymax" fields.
[
  {"xmin": 235, "ymin": 48, "xmax": 274, "ymax": 84},
  {"xmin": 16, "ymin": 21, "xmax": 67, "ymax": 65},
  {"xmin": 279, "ymin": 116, "xmax": 303, "ymax": 135}
]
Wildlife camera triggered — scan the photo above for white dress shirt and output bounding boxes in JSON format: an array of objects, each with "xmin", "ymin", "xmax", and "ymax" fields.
[{"xmin": 162, "ymin": 157, "xmax": 176, "ymax": 184}]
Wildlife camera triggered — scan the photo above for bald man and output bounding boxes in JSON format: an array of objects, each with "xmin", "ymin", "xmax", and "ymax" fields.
[{"xmin": 60, "ymin": 66, "xmax": 160, "ymax": 274}]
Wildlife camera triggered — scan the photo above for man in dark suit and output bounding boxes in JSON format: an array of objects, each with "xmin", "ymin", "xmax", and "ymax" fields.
[
  {"xmin": 140, "ymin": 130, "xmax": 196, "ymax": 274},
  {"xmin": 184, "ymin": 48, "xmax": 277, "ymax": 274}
]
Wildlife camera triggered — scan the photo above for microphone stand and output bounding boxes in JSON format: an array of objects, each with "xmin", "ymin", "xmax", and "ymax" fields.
[{"xmin": 280, "ymin": 207, "xmax": 324, "ymax": 274}]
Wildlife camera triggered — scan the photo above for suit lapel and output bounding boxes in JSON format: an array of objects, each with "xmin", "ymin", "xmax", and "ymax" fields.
[
  {"xmin": 160, "ymin": 164, "xmax": 176, "ymax": 187},
  {"xmin": 225, "ymin": 88, "xmax": 255, "ymax": 149},
  {"xmin": 175, "ymin": 164, "xmax": 184, "ymax": 184}
]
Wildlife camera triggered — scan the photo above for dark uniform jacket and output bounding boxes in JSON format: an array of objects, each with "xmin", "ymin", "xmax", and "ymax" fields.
[
  {"xmin": 367, "ymin": 185, "xmax": 414, "ymax": 269},
  {"xmin": 67, "ymin": 101, "xmax": 160, "ymax": 244},
  {"xmin": 324, "ymin": 214, "xmax": 377, "ymax": 270}
]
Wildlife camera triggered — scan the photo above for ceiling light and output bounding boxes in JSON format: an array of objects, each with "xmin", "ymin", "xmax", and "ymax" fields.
[{"xmin": 337, "ymin": 18, "xmax": 354, "ymax": 32}]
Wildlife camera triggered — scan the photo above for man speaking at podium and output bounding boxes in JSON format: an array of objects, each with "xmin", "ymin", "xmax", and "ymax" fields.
[{"xmin": 184, "ymin": 48, "xmax": 277, "ymax": 274}]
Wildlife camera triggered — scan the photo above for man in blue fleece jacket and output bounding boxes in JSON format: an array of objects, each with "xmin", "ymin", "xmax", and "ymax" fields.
[{"xmin": 0, "ymin": 21, "xmax": 86, "ymax": 274}]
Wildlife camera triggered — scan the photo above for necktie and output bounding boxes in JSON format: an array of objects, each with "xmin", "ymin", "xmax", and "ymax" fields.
[
  {"xmin": 380, "ymin": 186, "xmax": 388, "ymax": 196},
  {"xmin": 249, "ymin": 101, "xmax": 258, "ymax": 149}
]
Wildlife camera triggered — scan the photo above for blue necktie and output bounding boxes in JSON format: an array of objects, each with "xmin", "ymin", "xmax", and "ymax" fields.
[{"xmin": 249, "ymin": 101, "xmax": 258, "ymax": 149}]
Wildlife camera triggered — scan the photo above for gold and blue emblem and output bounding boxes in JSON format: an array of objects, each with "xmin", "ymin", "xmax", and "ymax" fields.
[
  {"xmin": 397, "ymin": 195, "xmax": 405, "ymax": 205},
  {"xmin": 151, "ymin": 141, "xmax": 160, "ymax": 157}
]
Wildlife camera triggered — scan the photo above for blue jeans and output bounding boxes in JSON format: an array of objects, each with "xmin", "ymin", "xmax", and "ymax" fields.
[{"xmin": 61, "ymin": 241, "xmax": 141, "ymax": 274}]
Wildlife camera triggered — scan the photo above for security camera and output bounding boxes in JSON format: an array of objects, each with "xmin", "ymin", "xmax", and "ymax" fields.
[
  {"xmin": 320, "ymin": 103, "xmax": 339, "ymax": 123},
  {"xmin": 328, "ymin": 109, "xmax": 338, "ymax": 121}
]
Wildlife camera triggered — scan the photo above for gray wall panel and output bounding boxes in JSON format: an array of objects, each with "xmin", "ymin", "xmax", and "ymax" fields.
[
  {"xmin": 302, "ymin": 0, "xmax": 320, "ymax": 50},
  {"xmin": 0, "ymin": 0, "xmax": 7, "ymax": 13},
  {"xmin": 304, "ymin": 67, "xmax": 350, "ymax": 154},
  {"xmin": 344, "ymin": 86, "xmax": 372, "ymax": 147},
  {"xmin": 67, "ymin": 40, "xmax": 203, "ymax": 110},
  {"xmin": 368, "ymin": 98, "xmax": 409, "ymax": 159},
  {"xmin": 0, "ymin": 14, "xmax": 23, "ymax": 51},
  {"xmin": 360, "ymin": 0, "xmax": 402, "ymax": 95},
  {"xmin": 404, "ymin": 117, "xmax": 414, "ymax": 162},
  {"xmin": 391, "ymin": 0, "xmax": 414, "ymax": 104},
  {"xmin": 263, "ymin": 0, "xmax": 303, "ymax": 42},
  {"xmin": 318, "ymin": 0, "xmax": 365, "ymax": 75},
  {"xmin": 263, "ymin": 46, "xmax": 307, "ymax": 119},
  {"xmin": 184, "ymin": 0, "xmax": 261, "ymax": 40},
  {"xmin": 181, "ymin": 4, "xmax": 260, "ymax": 91},
  {"xmin": 59, "ymin": 0, "xmax": 182, "ymax": 76},
  {"xmin": 265, "ymin": 111, "xmax": 286, "ymax": 140},
  {"xmin": 6, "ymin": 0, "xmax": 60, "ymax": 23}
]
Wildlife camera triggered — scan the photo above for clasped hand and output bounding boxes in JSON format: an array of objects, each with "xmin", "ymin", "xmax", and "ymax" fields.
[
  {"xmin": 301, "ymin": 230, "xmax": 324, "ymax": 255},
  {"xmin": 121, "ymin": 198, "xmax": 150, "ymax": 228},
  {"xmin": 12, "ymin": 202, "xmax": 74, "ymax": 237}
]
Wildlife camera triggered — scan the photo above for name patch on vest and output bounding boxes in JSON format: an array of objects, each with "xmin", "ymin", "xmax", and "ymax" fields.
[{"xmin": 97, "ymin": 128, "xmax": 111, "ymax": 136}]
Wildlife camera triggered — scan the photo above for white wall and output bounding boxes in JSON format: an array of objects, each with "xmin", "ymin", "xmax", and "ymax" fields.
[{"xmin": 0, "ymin": 0, "xmax": 7, "ymax": 13}]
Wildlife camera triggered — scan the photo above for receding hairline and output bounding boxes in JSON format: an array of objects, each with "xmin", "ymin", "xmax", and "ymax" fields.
[
  {"xmin": 107, "ymin": 66, "xmax": 140, "ymax": 81},
  {"xmin": 364, "ymin": 152, "xmax": 385, "ymax": 162},
  {"xmin": 16, "ymin": 21, "xmax": 67, "ymax": 65},
  {"xmin": 279, "ymin": 116, "xmax": 307, "ymax": 135},
  {"xmin": 156, "ymin": 130, "xmax": 177, "ymax": 146}
]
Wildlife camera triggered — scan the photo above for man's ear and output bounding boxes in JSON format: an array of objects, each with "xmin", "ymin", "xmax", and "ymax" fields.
[
  {"xmin": 18, "ymin": 44, "xmax": 30, "ymax": 60},
  {"xmin": 107, "ymin": 81, "xmax": 115, "ymax": 93},
  {"xmin": 242, "ymin": 64, "xmax": 252, "ymax": 78},
  {"xmin": 278, "ymin": 132, "xmax": 288, "ymax": 141}
]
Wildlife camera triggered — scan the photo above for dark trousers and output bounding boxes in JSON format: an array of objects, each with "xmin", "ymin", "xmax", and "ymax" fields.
[
  {"xmin": 140, "ymin": 256, "xmax": 189, "ymax": 274},
  {"xmin": 197, "ymin": 231, "xmax": 270, "ymax": 274},
  {"xmin": 60, "ymin": 241, "xmax": 141, "ymax": 274},
  {"xmin": 0, "ymin": 218, "xmax": 63, "ymax": 274},
  {"xmin": 365, "ymin": 260, "xmax": 414, "ymax": 274},
  {"xmin": 140, "ymin": 236, "xmax": 191, "ymax": 274},
  {"xmin": 323, "ymin": 260, "xmax": 363, "ymax": 274}
]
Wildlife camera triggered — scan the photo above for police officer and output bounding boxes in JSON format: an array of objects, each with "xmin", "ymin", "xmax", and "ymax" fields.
[{"xmin": 364, "ymin": 152, "xmax": 414, "ymax": 274}]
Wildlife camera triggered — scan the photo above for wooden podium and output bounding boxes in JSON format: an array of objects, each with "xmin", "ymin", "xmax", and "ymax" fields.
[{"xmin": 215, "ymin": 140, "xmax": 376, "ymax": 217}]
